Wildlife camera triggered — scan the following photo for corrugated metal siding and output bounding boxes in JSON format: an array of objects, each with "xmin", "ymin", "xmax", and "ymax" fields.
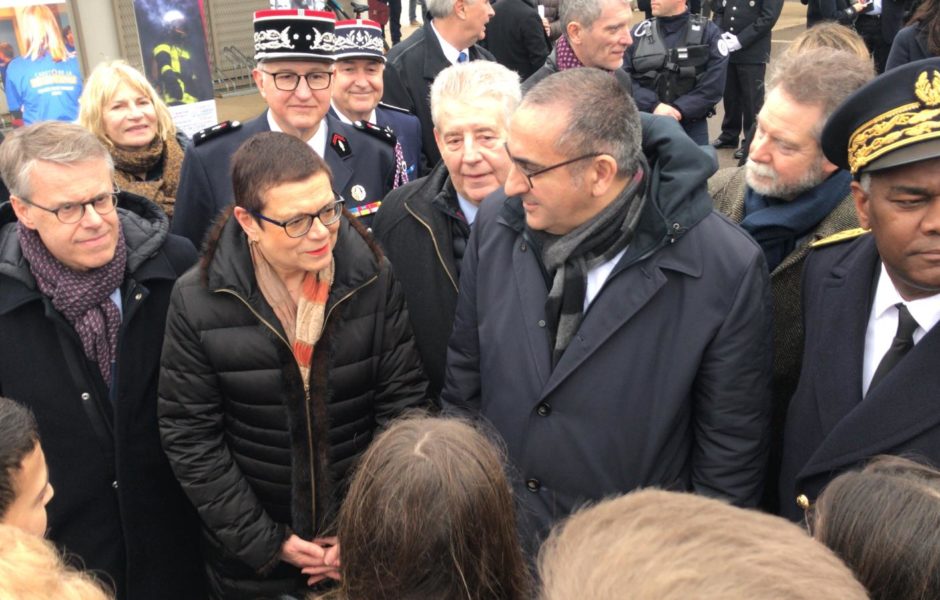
[{"xmin": 111, "ymin": 0, "xmax": 145, "ymax": 72}]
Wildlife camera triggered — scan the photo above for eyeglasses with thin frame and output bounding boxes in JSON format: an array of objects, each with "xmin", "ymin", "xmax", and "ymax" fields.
[
  {"xmin": 504, "ymin": 144, "xmax": 603, "ymax": 189},
  {"xmin": 803, "ymin": 502, "xmax": 817, "ymax": 536},
  {"xmin": 251, "ymin": 197, "xmax": 345, "ymax": 238},
  {"xmin": 258, "ymin": 68, "xmax": 333, "ymax": 91},
  {"xmin": 19, "ymin": 185, "xmax": 120, "ymax": 224}
]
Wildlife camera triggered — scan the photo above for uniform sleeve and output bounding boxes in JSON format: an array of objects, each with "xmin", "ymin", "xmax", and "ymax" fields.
[
  {"xmin": 814, "ymin": 0, "xmax": 858, "ymax": 23},
  {"xmin": 372, "ymin": 260, "xmax": 431, "ymax": 422},
  {"xmin": 690, "ymin": 247, "xmax": 773, "ymax": 507},
  {"xmin": 671, "ymin": 24, "xmax": 729, "ymax": 121},
  {"xmin": 733, "ymin": 0, "xmax": 783, "ymax": 51},
  {"xmin": 440, "ymin": 206, "xmax": 484, "ymax": 415},
  {"xmin": 158, "ymin": 284, "xmax": 287, "ymax": 574},
  {"xmin": 171, "ymin": 145, "xmax": 216, "ymax": 251}
]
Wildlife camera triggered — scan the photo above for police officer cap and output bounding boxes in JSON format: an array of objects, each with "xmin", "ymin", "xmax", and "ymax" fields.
[
  {"xmin": 253, "ymin": 9, "xmax": 336, "ymax": 62},
  {"xmin": 334, "ymin": 19, "xmax": 386, "ymax": 62},
  {"xmin": 822, "ymin": 57, "xmax": 940, "ymax": 176}
]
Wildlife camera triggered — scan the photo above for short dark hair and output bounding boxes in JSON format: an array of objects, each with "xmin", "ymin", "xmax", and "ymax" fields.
[
  {"xmin": 813, "ymin": 455, "xmax": 940, "ymax": 600},
  {"xmin": 336, "ymin": 416, "xmax": 531, "ymax": 600},
  {"xmin": 0, "ymin": 397, "xmax": 40, "ymax": 519},
  {"xmin": 522, "ymin": 68, "xmax": 641, "ymax": 178},
  {"xmin": 230, "ymin": 131, "xmax": 333, "ymax": 215}
]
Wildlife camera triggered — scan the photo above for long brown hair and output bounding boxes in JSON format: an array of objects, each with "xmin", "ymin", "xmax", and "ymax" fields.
[
  {"xmin": 335, "ymin": 416, "xmax": 531, "ymax": 600},
  {"xmin": 909, "ymin": 0, "xmax": 940, "ymax": 56},
  {"xmin": 813, "ymin": 455, "xmax": 940, "ymax": 600}
]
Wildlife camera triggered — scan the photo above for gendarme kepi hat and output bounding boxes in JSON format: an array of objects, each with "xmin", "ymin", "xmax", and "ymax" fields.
[
  {"xmin": 822, "ymin": 57, "xmax": 940, "ymax": 175},
  {"xmin": 334, "ymin": 19, "xmax": 386, "ymax": 62},
  {"xmin": 253, "ymin": 9, "xmax": 336, "ymax": 62}
]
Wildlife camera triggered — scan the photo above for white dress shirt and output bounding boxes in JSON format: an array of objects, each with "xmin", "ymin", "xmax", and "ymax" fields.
[
  {"xmin": 267, "ymin": 110, "xmax": 328, "ymax": 159},
  {"xmin": 430, "ymin": 21, "xmax": 469, "ymax": 65},
  {"xmin": 331, "ymin": 102, "xmax": 377, "ymax": 126},
  {"xmin": 456, "ymin": 194, "xmax": 479, "ymax": 225},
  {"xmin": 862, "ymin": 263, "xmax": 940, "ymax": 396},
  {"xmin": 584, "ymin": 248, "xmax": 628, "ymax": 312}
]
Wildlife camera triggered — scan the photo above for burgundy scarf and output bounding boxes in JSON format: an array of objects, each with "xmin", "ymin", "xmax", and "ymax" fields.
[
  {"xmin": 18, "ymin": 222, "xmax": 127, "ymax": 385},
  {"xmin": 555, "ymin": 35, "xmax": 585, "ymax": 71}
]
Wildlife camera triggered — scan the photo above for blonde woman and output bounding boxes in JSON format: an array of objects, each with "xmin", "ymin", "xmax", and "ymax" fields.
[
  {"xmin": 80, "ymin": 61, "xmax": 188, "ymax": 218},
  {"xmin": 4, "ymin": 5, "xmax": 82, "ymax": 125}
]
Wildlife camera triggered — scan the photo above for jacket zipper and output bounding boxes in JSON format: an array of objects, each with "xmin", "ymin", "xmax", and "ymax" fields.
[
  {"xmin": 214, "ymin": 274, "xmax": 378, "ymax": 534},
  {"xmin": 404, "ymin": 202, "xmax": 458, "ymax": 291}
]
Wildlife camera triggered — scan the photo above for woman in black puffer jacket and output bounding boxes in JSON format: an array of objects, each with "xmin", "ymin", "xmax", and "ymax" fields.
[{"xmin": 158, "ymin": 132, "xmax": 428, "ymax": 599}]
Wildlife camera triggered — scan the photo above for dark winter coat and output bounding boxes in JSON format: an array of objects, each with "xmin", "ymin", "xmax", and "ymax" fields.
[
  {"xmin": 158, "ymin": 211, "xmax": 428, "ymax": 599},
  {"xmin": 382, "ymin": 21, "xmax": 495, "ymax": 170},
  {"xmin": 887, "ymin": 24, "xmax": 933, "ymax": 70},
  {"xmin": 779, "ymin": 234, "xmax": 940, "ymax": 521},
  {"xmin": 0, "ymin": 194, "xmax": 205, "ymax": 600},
  {"xmin": 480, "ymin": 0, "xmax": 551, "ymax": 80},
  {"xmin": 372, "ymin": 161, "xmax": 463, "ymax": 400},
  {"xmin": 441, "ymin": 114, "xmax": 773, "ymax": 549}
]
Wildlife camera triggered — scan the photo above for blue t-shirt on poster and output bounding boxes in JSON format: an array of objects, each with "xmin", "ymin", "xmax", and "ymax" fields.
[{"xmin": 5, "ymin": 53, "xmax": 82, "ymax": 125}]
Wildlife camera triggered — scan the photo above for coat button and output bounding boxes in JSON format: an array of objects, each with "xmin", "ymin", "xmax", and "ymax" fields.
[
  {"xmin": 730, "ymin": 15, "xmax": 735, "ymax": 20},
  {"xmin": 526, "ymin": 478, "xmax": 541, "ymax": 492},
  {"xmin": 796, "ymin": 494, "xmax": 810, "ymax": 510},
  {"xmin": 112, "ymin": 481, "xmax": 119, "ymax": 489},
  {"xmin": 80, "ymin": 392, "xmax": 91, "ymax": 401},
  {"xmin": 134, "ymin": 292, "xmax": 143, "ymax": 301},
  {"xmin": 538, "ymin": 319, "xmax": 546, "ymax": 328},
  {"xmin": 520, "ymin": 242, "xmax": 527, "ymax": 252},
  {"xmin": 536, "ymin": 402, "xmax": 551, "ymax": 417}
]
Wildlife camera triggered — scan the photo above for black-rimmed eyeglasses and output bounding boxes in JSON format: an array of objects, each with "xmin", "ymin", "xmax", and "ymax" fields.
[
  {"xmin": 504, "ymin": 144, "xmax": 603, "ymax": 189},
  {"xmin": 258, "ymin": 68, "xmax": 333, "ymax": 91},
  {"xmin": 20, "ymin": 185, "xmax": 120, "ymax": 224},
  {"xmin": 251, "ymin": 198, "xmax": 345, "ymax": 238}
]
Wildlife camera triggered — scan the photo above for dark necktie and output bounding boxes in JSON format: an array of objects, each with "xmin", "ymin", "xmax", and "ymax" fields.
[
  {"xmin": 868, "ymin": 303, "xmax": 919, "ymax": 393},
  {"xmin": 457, "ymin": 51, "xmax": 468, "ymax": 63}
]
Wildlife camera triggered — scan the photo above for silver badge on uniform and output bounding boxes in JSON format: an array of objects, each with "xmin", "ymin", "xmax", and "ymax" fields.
[
  {"xmin": 351, "ymin": 185, "xmax": 367, "ymax": 202},
  {"xmin": 749, "ymin": 1, "xmax": 755, "ymax": 6}
]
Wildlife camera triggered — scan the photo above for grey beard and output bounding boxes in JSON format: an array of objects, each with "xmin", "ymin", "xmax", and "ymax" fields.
[{"xmin": 745, "ymin": 156, "xmax": 827, "ymax": 200}]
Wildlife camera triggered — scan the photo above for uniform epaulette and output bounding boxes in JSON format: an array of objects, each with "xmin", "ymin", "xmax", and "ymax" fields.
[
  {"xmin": 810, "ymin": 228, "xmax": 869, "ymax": 249},
  {"xmin": 378, "ymin": 102, "xmax": 414, "ymax": 115},
  {"xmin": 192, "ymin": 120, "xmax": 241, "ymax": 146},
  {"xmin": 353, "ymin": 120, "xmax": 397, "ymax": 146}
]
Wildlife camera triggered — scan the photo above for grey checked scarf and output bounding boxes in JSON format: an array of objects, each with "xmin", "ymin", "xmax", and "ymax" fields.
[
  {"xmin": 536, "ymin": 162, "xmax": 647, "ymax": 367},
  {"xmin": 18, "ymin": 221, "xmax": 127, "ymax": 385}
]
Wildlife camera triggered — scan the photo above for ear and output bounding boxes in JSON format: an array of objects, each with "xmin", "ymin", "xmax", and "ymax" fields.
[
  {"xmin": 233, "ymin": 206, "xmax": 261, "ymax": 242},
  {"xmin": 10, "ymin": 196, "xmax": 36, "ymax": 230},
  {"xmin": 589, "ymin": 155, "xmax": 620, "ymax": 197},
  {"xmin": 252, "ymin": 68, "xmax": 266, "ymax": 98},
  {"xmin": 567, "ymin": 21, "xmax": 583, "ymax": 45},
  {"xmin": 433, "ymin": 127, "xmax": 445, "ymax": 155},
  {"xmin": 454, "ymin": 0, "xmax": 468, "ymax": 18},
  {"xmin": 850, "ymin": 180, "xmax": 871, "ymax": 230}
]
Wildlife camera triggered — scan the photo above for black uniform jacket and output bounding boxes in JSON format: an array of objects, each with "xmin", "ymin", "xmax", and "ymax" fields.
[
  {"xmin": 712, "ymin": 0, "xmax": 783, "ymax": 64},
  {"xmin": 0, "ymin": 195, "xmax": 205, "ymax": 600},
  {"xmin": 382, "ymin": 20, "xmax": 494, "ymax": 171},
  {"xmin": 779, "ymin": 234, "xmax": 940, "ymax": 520},
  {"xmin": 171, "ymin": 111, "xmax": 396, "ymax": 250}
]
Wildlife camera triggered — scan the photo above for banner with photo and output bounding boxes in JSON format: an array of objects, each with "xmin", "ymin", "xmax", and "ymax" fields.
[
  {"xmin": 0, "ymin": 0, "xmax": 82, "ymax": 127},
  {"xmin": 132, "ymin": 0, "xmax": 217, "ymax": 135}
]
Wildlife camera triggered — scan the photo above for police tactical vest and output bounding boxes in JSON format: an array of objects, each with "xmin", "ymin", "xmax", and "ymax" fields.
[{"xmin": 632, "ymin": 14, "xmax": 710, "ymax": 104}]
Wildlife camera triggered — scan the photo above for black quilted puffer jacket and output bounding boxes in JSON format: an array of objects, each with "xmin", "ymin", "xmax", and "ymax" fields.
[{"xmin": 158, "ymin": 211, "xmax": 428, "ymax": 599}]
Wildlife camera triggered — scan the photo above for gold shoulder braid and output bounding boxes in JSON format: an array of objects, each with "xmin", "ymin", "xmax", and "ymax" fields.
[
  {"xmin": 847, "ymin": 70, "xmax": 940, "ymax": 174},
  {"xmin": 810, "ymin": 227, "xmax": 869, "ymax": 249}
]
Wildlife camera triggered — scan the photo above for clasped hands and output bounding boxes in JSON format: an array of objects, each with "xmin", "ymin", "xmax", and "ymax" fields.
[{"xmin": 281, "ymin": 534, "xmax": 341, "ymax": 587}]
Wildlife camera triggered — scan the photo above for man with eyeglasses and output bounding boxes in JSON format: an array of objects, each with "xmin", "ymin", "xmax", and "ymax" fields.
[
  {"xmin": 0, "ymin": 122, "xmax": 206, "ymax": 599},
  {"xmin": 441, "ymin": 68, "xmax": 773, "ymax": 553},
  {"xmin": 172, "ymin": 10, "xmax": 400, "ymax": 250}
]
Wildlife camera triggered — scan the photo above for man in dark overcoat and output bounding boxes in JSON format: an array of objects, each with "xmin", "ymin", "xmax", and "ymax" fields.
[
  {"xmin": 779, "ymin": 58, "xmax": 940, "ymax": 521},
  {"xmin": 0, "ymin": 122, "xmax": 204, "ymax": 599},
  {"xmin": 442, "ymin": 68, "xmax": 773, "ymax": 552}
]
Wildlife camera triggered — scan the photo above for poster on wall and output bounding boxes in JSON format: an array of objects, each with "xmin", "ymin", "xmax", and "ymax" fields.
[
  {"xmin": 0, "ymin": 1, "xmax": 82, "ymax": 127},
  {"xmin": 132, "ymin": 0, "xmax": 217, "ymax": 136}
]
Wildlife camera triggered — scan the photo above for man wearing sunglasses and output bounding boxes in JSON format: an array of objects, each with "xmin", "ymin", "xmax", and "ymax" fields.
[
  {"xmin": 0, "ymin": 122, "xmax": 205, "ymax": 599},
  {"xmin": 441, "ymin": 68, "xmax": 772, "ymax": 554},
  {"xmin": 172, "ymin": 10, "xmax": 400, "ymax": 250}
]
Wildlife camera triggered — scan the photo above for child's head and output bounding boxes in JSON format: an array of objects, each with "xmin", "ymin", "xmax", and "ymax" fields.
[
  {"xmin": 0, "ymin": 396, "xmax": 52, "ymax": 536},
  {"xmin": 337, "ymin": 416, "xmax": 530, "ymax": 600}
]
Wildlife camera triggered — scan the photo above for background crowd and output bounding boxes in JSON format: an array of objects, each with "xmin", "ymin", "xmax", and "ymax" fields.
[{"xmin": 1, "ymin": 0, "xmax": 940, "ymax": 599}]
